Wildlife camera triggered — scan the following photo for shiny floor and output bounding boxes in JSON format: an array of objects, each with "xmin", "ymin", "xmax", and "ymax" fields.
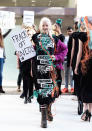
[{"xmin": 0, "ymin": 95, "xmax": 92, "ymax": 131}]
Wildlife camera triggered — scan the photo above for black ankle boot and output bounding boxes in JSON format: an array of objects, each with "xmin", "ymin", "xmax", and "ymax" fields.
[
  {"xmin": 24, "ymin": 97, "xmax": 27, "ymax": 104},
  {"xmin": 27, "ymin": 97, "xmax": 31, "ymax": 103},
  {"xmin": 20, "ymin": 92, "xmax": 24, "ymax": 98},
  {"xmin": 81, "ymin": 110, "xmax": 88, "ymax": 121},
  {"xmin": 85, "ymin": 110, "xmax": 91, "ymax": 122},
  {"xmin": 47, "ymin": 104, "xmax": 53, "ymax": 121},
  {"xmin": 0, "ymin": 86, "xmax": 5, "ymax": 93},
  {"xmin": 41, "ymin": 105, "xmax": 47, "ymax": 128},
  {"xmin": 81, "ymin": 109, "xmax": 91, "ymax": 122},
  {"xmin": 87, "ymin": 111, "xmax": 91, "ymax": 122},
  {"xmin": 78, "ymin": 100, "xmax": 83, "ymax": 115}
]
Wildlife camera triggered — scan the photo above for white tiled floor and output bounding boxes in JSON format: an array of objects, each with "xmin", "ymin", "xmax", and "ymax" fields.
[{"xmin": 0, "ymin": 95, "xmax": 92, "ymax": 131}]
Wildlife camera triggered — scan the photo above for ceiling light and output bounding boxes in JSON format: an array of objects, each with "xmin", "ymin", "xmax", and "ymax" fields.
[{"xmin": 32, "ymin": 0, "xmax": 36, "ymax": 2}]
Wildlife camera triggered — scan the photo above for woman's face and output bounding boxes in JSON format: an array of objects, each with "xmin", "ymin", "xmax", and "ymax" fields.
[
  {"xmin": 42, "ymin": 21, "xmax": 49, "ymax": 34},
  {"xmin": 80, "ymin": 23, "xmax": 86, "ymax": 31},
  {"xmin": 53, "ymin": 24, "xmax": 59, "ymax": 31}
]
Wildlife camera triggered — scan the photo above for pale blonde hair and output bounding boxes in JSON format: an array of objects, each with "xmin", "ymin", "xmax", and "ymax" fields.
[{"xmin": 39, "ymin": 17, "xmax": 52, "ymax": 36}]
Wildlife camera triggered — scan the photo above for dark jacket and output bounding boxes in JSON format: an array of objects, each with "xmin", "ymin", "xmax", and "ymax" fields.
[{"xmin": 67, "ymin": 34, "xmax": 73, "ymax": 67}]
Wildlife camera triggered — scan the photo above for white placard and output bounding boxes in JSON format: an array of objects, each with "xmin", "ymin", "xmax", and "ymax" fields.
[
  {"xmin": 23, "ymin": 11, "xmax": 34, "ymax": 26},
  {"xmin": 11, "ymin": 29, "xmax": 36, "ymax": 62},
  {"xmin": 0, "ymin": 11, "xmax": 15, "ymax": 29}
]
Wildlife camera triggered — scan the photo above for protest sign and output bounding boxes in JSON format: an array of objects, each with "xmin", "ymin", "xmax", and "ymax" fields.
[
  {"xmin": 11, "ymin": 29, "xmax": 36, "ymax": 62},
  {"xmin": 23, "ymin": 11, "xmax": 34, "ymax": 26},
  {"xmin": 0, "ymin": 11, "xmax": 15, "ymax": 29}
]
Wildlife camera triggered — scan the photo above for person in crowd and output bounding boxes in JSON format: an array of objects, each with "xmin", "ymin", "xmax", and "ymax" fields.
[
  {"xmin": 0, "ymin": 28, "xmax": 11, "ymax": 93},
  {"xmin": 16, "ymin": 24, "xmax": 36, "ymax": 103},
  {"xmin": 52, "ymin": 18, "xmax": 65, "ymax": 95},
  {"xmin": 62, "ymin": 26, "xmax": 74, "ymax": 94},
  {"xmin": 17, "ymin": 56, "xmax": 33, "ymax": 103},
  {"xmin": 14, "ymin": 51, "xmax": 23, "ymax": 92},
  {"xmin": 74, "ymin": 16, "xmax": 92, "ymax": 122},
  {"xmin": 53, "ymin": 18, "xmax": 65, "ymax": 42},
  {"xmin": 70, "ymin": 19, "xmax": 84, "ymax": 115},
  {"xmin": 32, "ymin": 17, "xmax": 67, "ymax": 128},
  {"xmin": 70, "ymin": 20, "xmax": 80, "ymax": 96}
]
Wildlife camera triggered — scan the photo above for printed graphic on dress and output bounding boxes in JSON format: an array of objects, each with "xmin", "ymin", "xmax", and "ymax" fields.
[
  {"xmin": 38, "ymin": 34, "xmax": 54, "ymax": 49},
  {"xmin": 39, "ymin": 88, "xmax": 53, "ymax": 98},
  {"xmin": 40, "ymin": 60, "xmax": 49, "ymax": 65},
  {"xmin": 37, "ymin": 79, "xmax": 52, "ymax": 84},
  {"xmin": 41, "ymin": 83, "xmax": 53, "ymax": 89},
  {"xmin": 37, "ymin": 65, "xmax": 51, "ymax": 73},
  {"xmin": 37, "ymin": 55, "xmax": 50, "ymax": 60},
  {"xmin": 37, "ymin": 55, "xmax": 53, "ymax": 65}
]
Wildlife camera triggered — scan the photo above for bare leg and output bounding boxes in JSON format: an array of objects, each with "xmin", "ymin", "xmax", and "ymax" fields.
[
  {"xmin": 88, "ymin": 103, "xmax": 92, "ymax": 113},
  {"xmin": 83, "ymin": 103, "xmax": 88, "ymax": 112}
]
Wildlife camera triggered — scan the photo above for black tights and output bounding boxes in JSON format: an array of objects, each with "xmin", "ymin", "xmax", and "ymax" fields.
[
  {"xmin": 23, "ymin": 74, "xmax": 33, "ymax": 98},
  {"xmin": 56, "ymin": 68, "xmax": 62, "ymax": 90}
]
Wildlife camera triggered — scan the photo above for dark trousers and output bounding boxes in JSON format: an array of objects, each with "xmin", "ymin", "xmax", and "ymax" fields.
[
  {"xmin": 56, "ymin": 68, "xmax": 62, "ymax": 89},
  {"xmin": 23, "ymin": 74, "xmax": 33, "ymax": 98},
  {"xmin": 17, "ymin": 70, "xmax": 23, "ymax": 86}
]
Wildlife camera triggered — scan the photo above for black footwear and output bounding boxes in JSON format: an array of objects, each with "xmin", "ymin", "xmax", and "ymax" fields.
[
  {"xmin": 81, "ymin": 110, "xmax": 91, "ymax": 122},
  {"xmin": 24, "ymin": 97, "xmax": 27, "ymax": 104},
  {"xmin": 41, "ymin": 105, "xmax": 47, "ymax": 128},
  {"xmin": 27, "ymin": 97, "xmax": 32, "ymax": 103},
  {"xmin": 87, "ymin": 111, "xmax": 91, "ymax": 122},
  {"xmin": 20, "ymin": 93, "xmax": 24, "ymax": 98},
  {"xmin": 0, "ymin": 86, "xmax": 5, "ymax": 93},
  {"xmin": 47, "ymin": 104, "xmax": 53, "ymax": 121},
  {"xmin": 78, "ymin": 101, "xmax": 83, "ymax": 115},
  {"xmin": 81, "ymin": 110, "xmax": 88, "ymax": 121},
  {"xmin": 0, "ymin": 89, "xmax": 5, "ymax": 93},
  {"xmin": 59, "ymin": 89, "xmax": 62, "ymax": 95}
]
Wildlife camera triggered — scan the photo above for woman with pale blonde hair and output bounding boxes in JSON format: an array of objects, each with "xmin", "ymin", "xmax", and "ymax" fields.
[
  {"xmin": 32, "ymin": 17, "xmax": 67, "ymax": 128},
  {"xmin": 39, "ymin": 17, "xmax": 52, "ymax": 34},
  {"xmin": 32, "ymin": 17, "xmax": 55, "ymax": 128}
]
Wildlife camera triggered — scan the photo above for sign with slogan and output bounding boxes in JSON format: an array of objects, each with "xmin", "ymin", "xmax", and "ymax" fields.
[
  {"xmin": 11, "ymin": 29, "xmax": 36, "ymax": 62},
  {"xmin": 0, "ymin": 11, "xmax": 15, "ymax": 29},
  {"xmin": 23, "ymin": 11, "xmax": 34, "ymax": 26}
]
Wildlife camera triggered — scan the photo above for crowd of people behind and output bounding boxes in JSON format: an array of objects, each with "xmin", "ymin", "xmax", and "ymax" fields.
[{"xmin": 0, "ymin": 16, "xmax": 92, "ymax": 128}]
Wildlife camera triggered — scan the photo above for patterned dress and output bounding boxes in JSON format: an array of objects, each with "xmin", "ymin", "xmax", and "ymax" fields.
[{"xmin": 32, "ymin": 33, "xmax": 55, "ymax": 105}]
